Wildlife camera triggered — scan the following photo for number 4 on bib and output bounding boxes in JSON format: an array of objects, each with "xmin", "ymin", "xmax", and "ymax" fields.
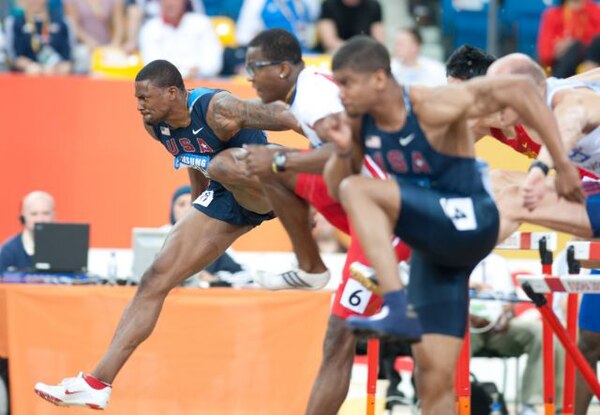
[{"xmin": 439, "ymin": 197, "xmax": 478, "ymax": 231}]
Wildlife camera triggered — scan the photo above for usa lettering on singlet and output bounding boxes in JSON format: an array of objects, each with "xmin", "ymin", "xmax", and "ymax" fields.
[
  {"xmin": 152, "ymin": 88, "xmax": 225, "ymax": 176},
  {"xmin": 360, "ymin": 86, "xmax": 494, "ymax": 230}
]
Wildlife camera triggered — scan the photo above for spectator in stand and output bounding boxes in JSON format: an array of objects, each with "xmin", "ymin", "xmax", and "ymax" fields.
[
  {"xmin": 123, "ymin": 0, "xmax": 204, "ymax": 53},
  {"xmin": 316, "ymin": 0, "xmax": 384, "ymax": 53},
  {"xmin": 64, "ymin": 0, "xmax": 126, "ymax": 73},
  {"xmin": 390, "ymin": 27, "xmax": 446, "ymax": 86},
  {"xmin": 0, "ymin": 191, "xmax": 55, "ymax": 273},
  {"xmin": 537, "ymin": 0, "xmax": 600, "ymax": 77},
  {"xmin": 4, "ymin": 0, "xmax": 72, "ymax": 74},
  {"xmin": 236, "ymin": 0, "xmax": 320, "ymax": 52},
  {"xmin": 139, "ymin": 0, "xmax": 222, "ymax": 78}
]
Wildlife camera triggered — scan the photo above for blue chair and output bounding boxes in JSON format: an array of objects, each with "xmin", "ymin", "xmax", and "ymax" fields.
[
  {"xmin": 453, "ymin": 9, "xmax": 489, "ymax": 50},
  {"xmin": 441, "ymin": 0, "xmax": 490, "ymax": 51},
  {"xmin": 501, "ymin": 0, "xmax": 559, "ymax": 58}
]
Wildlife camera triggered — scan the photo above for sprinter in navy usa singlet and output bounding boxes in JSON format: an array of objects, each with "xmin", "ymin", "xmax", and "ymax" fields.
[
  {"xmin": 151, "ymin": 87, "xmax": 273, "ymax": 226},
  {"xmin": 360, "ymin": 86, "xmax": 499, "ymax": 337},
  {"xmin": 33, "ymin": 59, "xmax": 303, "ymax": 409},
  {"xmin": 320, "ymin": 38, "xmax": 582, "ymax": 413}
]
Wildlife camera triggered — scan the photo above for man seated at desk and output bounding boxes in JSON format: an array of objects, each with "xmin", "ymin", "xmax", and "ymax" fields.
[{"xmin": 0, "ymin": 191, "xmax": 55, "ymax": 273}]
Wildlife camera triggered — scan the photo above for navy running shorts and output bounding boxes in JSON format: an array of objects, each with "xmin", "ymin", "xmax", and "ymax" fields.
[
  {"xmin": 193, "ymin": 182, "xmax": 274, "ymax": 227},
  {"xmin": 393, "ymin": 179, "xmax": 500, "ymax": 337}
]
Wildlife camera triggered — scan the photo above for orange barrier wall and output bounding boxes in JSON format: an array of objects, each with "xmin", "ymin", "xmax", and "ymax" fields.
[
  {"xmin": 0, "ymin": 284, "xmax": 331, "ymax": 414},
  {"xmin": 0, "ymin": 74, "xmax": 566, "ymax": 256},
  {"xmin": 0, "ymin": 75, "xmax": 307, "ymax": 250}
]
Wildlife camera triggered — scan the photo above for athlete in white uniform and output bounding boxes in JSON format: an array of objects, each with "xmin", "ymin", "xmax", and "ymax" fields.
[
  {"xmin": 544, "ymin": 77, "xmax": 600, "ymax": 176},
  {"xmin": 290, "ymin": 67, "xmax": 343, "ymax": 146},
  {"xmin": 481, "ymin": 55, "xmax": 599, "ymax": 242},
  {"xmin": 234, "ymin": 29, "xmax": 412, "ymax": 415}
]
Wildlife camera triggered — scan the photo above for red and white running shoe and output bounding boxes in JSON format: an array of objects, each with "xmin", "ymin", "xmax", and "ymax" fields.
[{"xmin": 34, "ymin": 372, "xmax": 111, "ymax": 410}]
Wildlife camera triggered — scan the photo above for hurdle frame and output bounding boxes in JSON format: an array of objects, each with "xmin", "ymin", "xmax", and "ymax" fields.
[
  {"xmin": 517, "ymin": 240, "xmax": 600, "ymax": 415},
  {"xmin": 456, "ymin": 231, "xmax": 558, "ymax": 415}
]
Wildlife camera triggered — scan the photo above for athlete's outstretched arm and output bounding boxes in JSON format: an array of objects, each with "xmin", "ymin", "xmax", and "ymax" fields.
[
  {"xmin": 244, "ymin": 142, "xmax": 335, "ymax": 177},
  {"xmin": 419, "ymin": 76, "xmax": 584, "ymax": 204},
  {"xmin": 522, "ymin": 90, "xmax": 600, "ymax": 208},
  {"xmin": 206, "ymin": 92, "xmax": 300, "ymax": 140},
  {"xmin": 322, "ymin": 113, "xmax": 363, "ymax": 201}
]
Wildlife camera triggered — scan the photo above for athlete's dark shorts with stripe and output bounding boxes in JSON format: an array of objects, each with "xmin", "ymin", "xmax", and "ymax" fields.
[
  {"xmin": 394, "ymin": 180, "xmax": 500, "ymax": 338},
  {"xmin": 193, "ymin": 181, "xmax": 274, "ymax": 227}
]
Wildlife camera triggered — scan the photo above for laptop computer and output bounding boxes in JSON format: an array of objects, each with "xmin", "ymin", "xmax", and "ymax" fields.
[
  {"xmin": 33, "ymin": 223, "xmax": 90, "ymax": 273},
  {"xmin": 131, "ymin": 227, "xmax": 170, "ymax": 283}
]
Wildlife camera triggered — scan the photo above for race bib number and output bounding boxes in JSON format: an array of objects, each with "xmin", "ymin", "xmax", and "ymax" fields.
[
  {"xmin": 439, "ymin": 197, "xmax": 477, "ymax": 231},
  {"xmin": 195, "ymin": 190, "xmax": 214, "ymax": 207},
  {"xmin": 340, "ymin": 278, "xmax": 372, "ymax": 314}
]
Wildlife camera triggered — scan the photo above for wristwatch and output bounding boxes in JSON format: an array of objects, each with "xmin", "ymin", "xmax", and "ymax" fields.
[{"xmin": 272, "ymin": 152, "xmax": 288, "ymax": 173}]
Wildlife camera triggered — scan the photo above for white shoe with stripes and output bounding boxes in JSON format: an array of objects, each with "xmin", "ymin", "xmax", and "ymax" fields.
[{"xmin": 254, "ymin": 269, "xmax": 330, "ymax": 290}]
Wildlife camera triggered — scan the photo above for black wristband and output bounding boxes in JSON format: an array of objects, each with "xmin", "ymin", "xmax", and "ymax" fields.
[{"xmin": 529, "ymin": 160, "xmax": 550, "ymax": 176}]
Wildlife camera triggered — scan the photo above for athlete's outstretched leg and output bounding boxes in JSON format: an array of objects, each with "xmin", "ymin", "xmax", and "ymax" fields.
[
  {"xmin": 34, "ymin": 209, "xmax": 252, "ymax": 409},
  {"xmin": 491, "ymin": 170, "xmax": 594, "ymax": 241},
  {"xmin": 209, "ymin": 151, "xmax": 330, "ymax": 289},
  {"xmin": 91, "ymin": 210, "xmax": 251, "ymax": 382},
  {"xmin": 260, "ymin": 172, "xmax": 327, "ymax": 274}
]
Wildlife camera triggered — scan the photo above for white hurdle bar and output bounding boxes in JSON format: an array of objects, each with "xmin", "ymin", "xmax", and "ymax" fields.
[
  {"xmin": 517, "ymin": 274, "xmax": 600, "ymax": 293},
  {"xmin": 566, "ymin": 241, "xmax": 600, "ymax": 261}
]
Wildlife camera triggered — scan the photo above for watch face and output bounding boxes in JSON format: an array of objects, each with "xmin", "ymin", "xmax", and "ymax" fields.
[{"xmin": 275, "ymin": 153, "xmax": 287, "ymax": 171}]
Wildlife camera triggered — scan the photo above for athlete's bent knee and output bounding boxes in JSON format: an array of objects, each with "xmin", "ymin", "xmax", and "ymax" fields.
[
  {"xmin": 338, "ymin": 176, "xmax": 363, "ymax": 209},
  {"xmin": 207, "ymin": 155, "xmax": 235, "ymax": 184}
]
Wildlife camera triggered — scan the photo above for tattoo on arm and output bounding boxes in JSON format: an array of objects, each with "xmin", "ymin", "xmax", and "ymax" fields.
[{"xmin": 209, "ymin": 92, "xmax": 295, "ymax": 140}]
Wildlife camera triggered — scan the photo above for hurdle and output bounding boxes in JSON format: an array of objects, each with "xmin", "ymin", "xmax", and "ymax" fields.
[
  {"xmin": 457, "ymin": 231, "xmax": 557, "ymax": 415},
  {"xmin": 366, "ymin": 339, "xmax": 379, "ymax": 415},
  {"xmin": 349, "ymin": 263, "xmax": 381, "ymax": 415},
  {"xmin": 517, "ymin": 240, "xmax": 600, "ymax": 415}
]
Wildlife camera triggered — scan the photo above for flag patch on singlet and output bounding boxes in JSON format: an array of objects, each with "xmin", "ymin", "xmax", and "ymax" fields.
[{"xmin": 365, "ymin": 135, "xmax": 381, "ymax": 149}]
